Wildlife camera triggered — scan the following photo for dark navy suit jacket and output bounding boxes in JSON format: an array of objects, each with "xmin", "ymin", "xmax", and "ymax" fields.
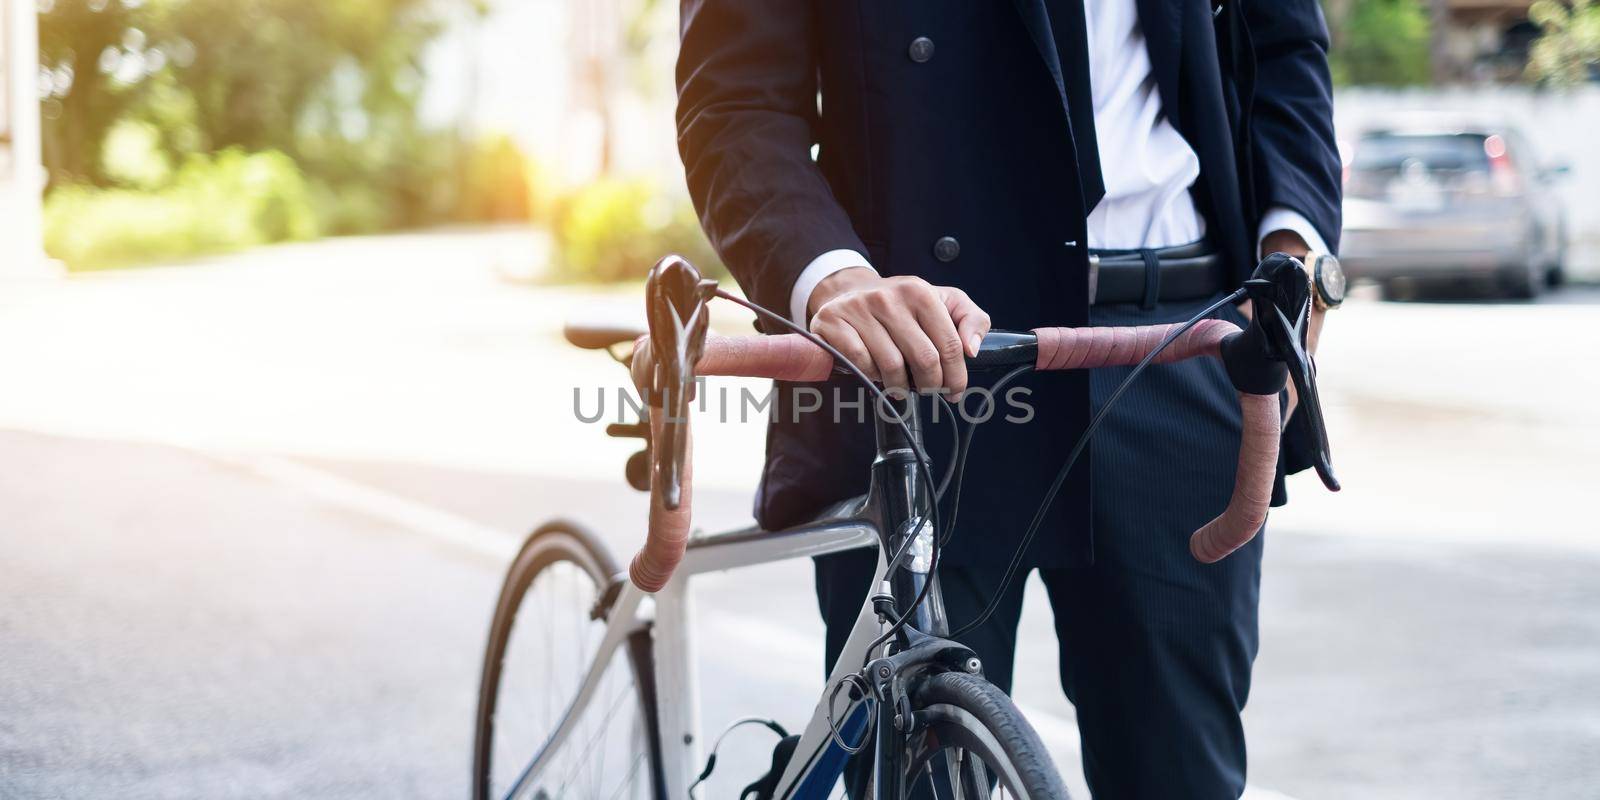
[{"xmin": 675, "ymin": 0, "xmax": 1341, "ymax": 565}]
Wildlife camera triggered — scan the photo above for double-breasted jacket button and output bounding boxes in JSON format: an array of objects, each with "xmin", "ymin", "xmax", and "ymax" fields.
[
  {"xmin": 908, "ymin": 37, "xmax": 935, "ymax": 63},
  {"xmin": 933, "ymin": 236, "xmax": 960, "ymax": 263}
]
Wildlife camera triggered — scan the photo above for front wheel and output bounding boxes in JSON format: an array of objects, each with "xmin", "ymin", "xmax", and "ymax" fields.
[
  {"xmin": 901, "ymin": 672, "xmax": 1069, "ymax": 799},
  {"xmin": 472, "ymin": 520, "xmax": 661, "ymax": 800}
]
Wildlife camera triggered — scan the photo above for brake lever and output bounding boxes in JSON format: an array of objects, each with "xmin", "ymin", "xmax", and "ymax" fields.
[
  {"xmin": 644, "ymin": 255, "xmax": 718, "ymax": 510},
  {"xmin": 1249, "ymin": 253, "xmax": 1340, "ymax": 492}
]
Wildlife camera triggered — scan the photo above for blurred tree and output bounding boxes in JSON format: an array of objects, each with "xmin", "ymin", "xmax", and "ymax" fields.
[
  {"xmin": 37, "ymin": 0, "xmax": 479, "ymax": 200},
  {"xmin": 37, "ymin": 0, "xmax": 146, "ymax": 185},
  {"xmin": 1528, "ymin": 0, "xmax": 1600, "ymax": 84},
  {"xmin": 147, "ymin": 0, "xmax": 442, "ymax": 157},
  {"xmin": 1325, "ymin": 0, "xmax": 1433, "ymax": 86}
]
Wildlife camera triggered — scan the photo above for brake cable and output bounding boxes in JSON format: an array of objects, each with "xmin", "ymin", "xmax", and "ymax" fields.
[
  {"xmin": 933, "ymin": 392, "xmax": 961, "ymax": 499},
  {"xmin": 949, "ymin": 288, "xmax": 1248, "ymax": 639},
  {"xmin": 939, "ymin": 363, "xmax": 1033, "ymax": 547}
]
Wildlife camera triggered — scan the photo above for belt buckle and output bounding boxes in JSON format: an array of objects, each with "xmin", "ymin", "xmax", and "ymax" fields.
[{"xmin": 1087, "ymin": 254, "xmax": 1100, "ymax": 305}]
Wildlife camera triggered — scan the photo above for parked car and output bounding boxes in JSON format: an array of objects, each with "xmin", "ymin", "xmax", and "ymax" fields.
[{"xmin": 1339, "ymin": 116, "xmax": 1569, "ymax": 299}]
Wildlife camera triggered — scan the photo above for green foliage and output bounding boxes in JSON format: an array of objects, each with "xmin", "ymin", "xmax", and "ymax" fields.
[
  {"xmin": 37, "ymin": 0, "xmax": 147, "ymax": 185},
  {"xmin": 100, "ymin": 119, "xmax": 173, "ymax": 189},
  {"xmin": 455, "ymin": 134, "xmax": 536, "ymax": 224},
  {"xmin": 307, "ymin": 179, "xmax": 393, "ymax": 237},
  {"xmin": 1528, "ymin": 0, "xmax": 1600, "ymax": 84},
  {"xmin": 44, "ymin": 149, "xmax": 319, "ymax": 270},
  {"xmin": 38, "ymin": 0, "xmax": 464, "ymax": 187},
  {"xmin": 549, "ymin": 179, "xmax": 724, "ymax": 284},
  {"xmin": 144, "ymin": 0, "xmax": 442, "ymax": 156},
  {"xmin": 1326, "ymin": 0, "xmax": 1432, "ymax": 87},
  {"xmin": 38, "ymin": 0, "xmax": 536, "ymax": 268}
]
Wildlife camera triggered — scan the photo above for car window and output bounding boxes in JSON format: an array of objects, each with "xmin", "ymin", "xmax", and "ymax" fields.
[{"xmin": 1352, "ymin": 133, "xmax": 1490, "ymax": 175}]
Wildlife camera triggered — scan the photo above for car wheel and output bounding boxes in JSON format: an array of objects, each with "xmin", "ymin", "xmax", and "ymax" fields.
[
  {"xmin": 1546, "ymin": 264, "xmax": 1566, "ymax": 288},
  {"xmin": 1546, "ymin": 228, "xmax": 1568, "ymax": 288},
  {"xmin": 1500, "ymin": 259, "xmax": 1544, "ymax": 300},
  {"xmin": 1380, "ymin": 278, "xmax": 1418, "ymax": 302}
]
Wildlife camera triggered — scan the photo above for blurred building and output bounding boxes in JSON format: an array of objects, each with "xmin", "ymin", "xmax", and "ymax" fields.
[
  {"xmin": 1432, "ymin": 0, "xmax": 1544, "ymax": 82},
  {"xmin": 0, "ymin": 0, "xmax": 47, "ymax": 276},
  {"xmin": 420, "ymin": 0, "xmax": 679, "ymax": 185}
]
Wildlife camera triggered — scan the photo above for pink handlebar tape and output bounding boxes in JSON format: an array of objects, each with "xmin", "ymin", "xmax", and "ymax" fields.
[{"xmin": 626, "ymin": 319, "xmax": 1276, "ymax": 591}]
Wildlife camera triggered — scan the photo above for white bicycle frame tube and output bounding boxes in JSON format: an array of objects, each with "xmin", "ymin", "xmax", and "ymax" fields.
[{"xmin": 505, "ymin": 518, "xmax": 887, "ymax": 800}]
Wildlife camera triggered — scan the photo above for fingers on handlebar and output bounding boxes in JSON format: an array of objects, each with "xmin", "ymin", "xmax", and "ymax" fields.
[
  {"xmin": 944, "ymin": 287, "xmax": 993, "ymax": 359},
  {"xmin": 889, "ymin": 302, "xmax": 958, "ymax": 396},
  {"xmin": 808, "ymin": 315, "xmax": 872, "ymax": 378},
  {"xmin": 809, "ymin": 277, "xmax": 987, "ymax": 395}
]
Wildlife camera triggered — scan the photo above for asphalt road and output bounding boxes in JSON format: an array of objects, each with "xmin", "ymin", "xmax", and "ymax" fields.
[{"xmin": 1, "ymin": 232, "xmax": 1597, "ymax": 798}]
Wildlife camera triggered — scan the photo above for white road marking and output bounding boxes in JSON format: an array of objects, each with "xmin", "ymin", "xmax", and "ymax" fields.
[{"xmin": 233, "ymin": 454, "xmax": 519, "ymax": 562}]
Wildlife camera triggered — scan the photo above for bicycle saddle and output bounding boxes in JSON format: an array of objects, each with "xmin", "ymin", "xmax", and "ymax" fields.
[{"xmin": 563, "ymin": 321, "xmax": 647, "ymax": 351}]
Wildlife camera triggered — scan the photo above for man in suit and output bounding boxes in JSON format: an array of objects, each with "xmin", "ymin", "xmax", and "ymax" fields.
[{"xmin": 676, "ymin": 0, "xmax": 1342, "ymax": 796}]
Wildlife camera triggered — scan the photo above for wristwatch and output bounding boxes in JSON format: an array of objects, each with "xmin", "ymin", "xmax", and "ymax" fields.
[{"xmin": 1302, "ymin": 251, "xmax": 1346, "ymax": 310}]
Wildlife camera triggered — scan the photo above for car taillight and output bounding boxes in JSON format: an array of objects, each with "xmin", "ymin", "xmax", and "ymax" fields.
[{"xmin": 1485, "ymin": 135, "xmax": 1520, "ymax": 195}]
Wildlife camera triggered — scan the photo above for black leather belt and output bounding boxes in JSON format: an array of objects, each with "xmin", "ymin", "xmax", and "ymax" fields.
[{"xmin": 1089, "ymin": 241, "xmax": 1222, "ymax": 307}]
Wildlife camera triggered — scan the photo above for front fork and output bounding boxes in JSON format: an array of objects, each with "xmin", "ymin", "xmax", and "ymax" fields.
[{"xmin": 866, "ymin": 633, "xmax": 985, "ymax": 798}]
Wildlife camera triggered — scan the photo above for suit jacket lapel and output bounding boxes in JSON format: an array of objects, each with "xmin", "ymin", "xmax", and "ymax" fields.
[
  {"xmin": 1135, "ymin": 0, "xmax": 1185, "ymax": 121},
  {"xmin": 1010, "ymin": 0, "xmax": 1105, "ymax": 207},
  {"xmin": 1009, "ymin": 0, "xmax": 1069, "ymax": 106}
]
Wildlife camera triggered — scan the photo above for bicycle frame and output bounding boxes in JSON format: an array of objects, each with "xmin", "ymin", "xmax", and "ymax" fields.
[{"xmin": 505, "ymin": 400, "xmax": 961, "ymax": 800}]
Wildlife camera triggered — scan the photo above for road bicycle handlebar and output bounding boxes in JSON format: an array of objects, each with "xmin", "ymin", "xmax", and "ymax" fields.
[
  {"xmin": 624, "ymin": 253, "xmax": 1336, "ymax": 593},
  {"xmin": 644, "ymin": 315, "xmax": 1239, "ymax": 378},
  {"xmin": 628, "ymin": 320, "xmax": 1275, "ymax": 590}
]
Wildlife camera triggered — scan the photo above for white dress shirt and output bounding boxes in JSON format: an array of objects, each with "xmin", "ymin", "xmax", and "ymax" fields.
[{"xmin": 791, "ymin": 0, "xmax": 1329, "ymax": 324}]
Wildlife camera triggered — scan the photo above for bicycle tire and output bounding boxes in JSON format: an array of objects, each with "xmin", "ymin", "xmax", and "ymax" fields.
[
  {"xmin": 472, "ymin": 520, "xmax": 662, "ymax": 800},
  {"xmin": 902, "ymin": 672, "xmax": 1069, "ymax": 799}
]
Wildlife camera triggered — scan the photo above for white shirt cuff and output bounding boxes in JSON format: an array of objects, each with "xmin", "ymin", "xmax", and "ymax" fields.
[
  {"xmin": 790, "ymin": 249, "xmax": 875, "ymax": 327},
  {"xmin": 1257, "ymin": 207, "xmax": 1332, "ymax": 259}
]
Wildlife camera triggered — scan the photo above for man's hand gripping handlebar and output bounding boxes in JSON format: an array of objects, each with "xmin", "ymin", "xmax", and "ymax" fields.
[{"xmin": 625, "ymin": 254, "xmax": 1338, "ymax": 592}]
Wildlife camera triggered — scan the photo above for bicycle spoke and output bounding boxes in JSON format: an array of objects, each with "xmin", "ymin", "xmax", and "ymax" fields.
[
  {"xmin": 488, "ymin": 553, "xmax": 648, "ymax": 800},
  {"xmin": 548, "ymin": 680, "xmax": 639, "ymax": 797},
  {"xmin": 605, "ymin": 750, "xmax": 646, "ymax": 800},
  {"xmin": 945, "ymin": 749, "xmax": 964, "ymax": 800},
  {"xmin": 926, "ymin": 756, "xmax": 952, "ymax": 800}
]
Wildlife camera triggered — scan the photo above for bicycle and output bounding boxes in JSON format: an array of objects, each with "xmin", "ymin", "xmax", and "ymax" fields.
[{"xmin": 472, "ymin": 253, "xmax": 1338, "ymax": 799}]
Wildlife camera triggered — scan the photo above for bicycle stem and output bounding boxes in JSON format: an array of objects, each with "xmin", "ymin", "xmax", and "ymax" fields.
[{"xmin": 870, "ymin": 397, "xmax": 950, "ymax": 640}]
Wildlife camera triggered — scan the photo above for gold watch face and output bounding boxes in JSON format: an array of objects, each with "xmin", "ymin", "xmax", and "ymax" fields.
[{"xmin": 1315, "ymin": 254, "xmax": 1346, "ymax": 307}]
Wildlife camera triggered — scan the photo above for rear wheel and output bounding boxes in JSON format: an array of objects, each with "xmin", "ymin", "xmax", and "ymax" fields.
[
  {"xmin": 901, "ymin": 672, "xmax": 1069, "ymax": 799},
  {"xmin": 472, "ymin": 520, "xmax": 660, "ymax": 800}
]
